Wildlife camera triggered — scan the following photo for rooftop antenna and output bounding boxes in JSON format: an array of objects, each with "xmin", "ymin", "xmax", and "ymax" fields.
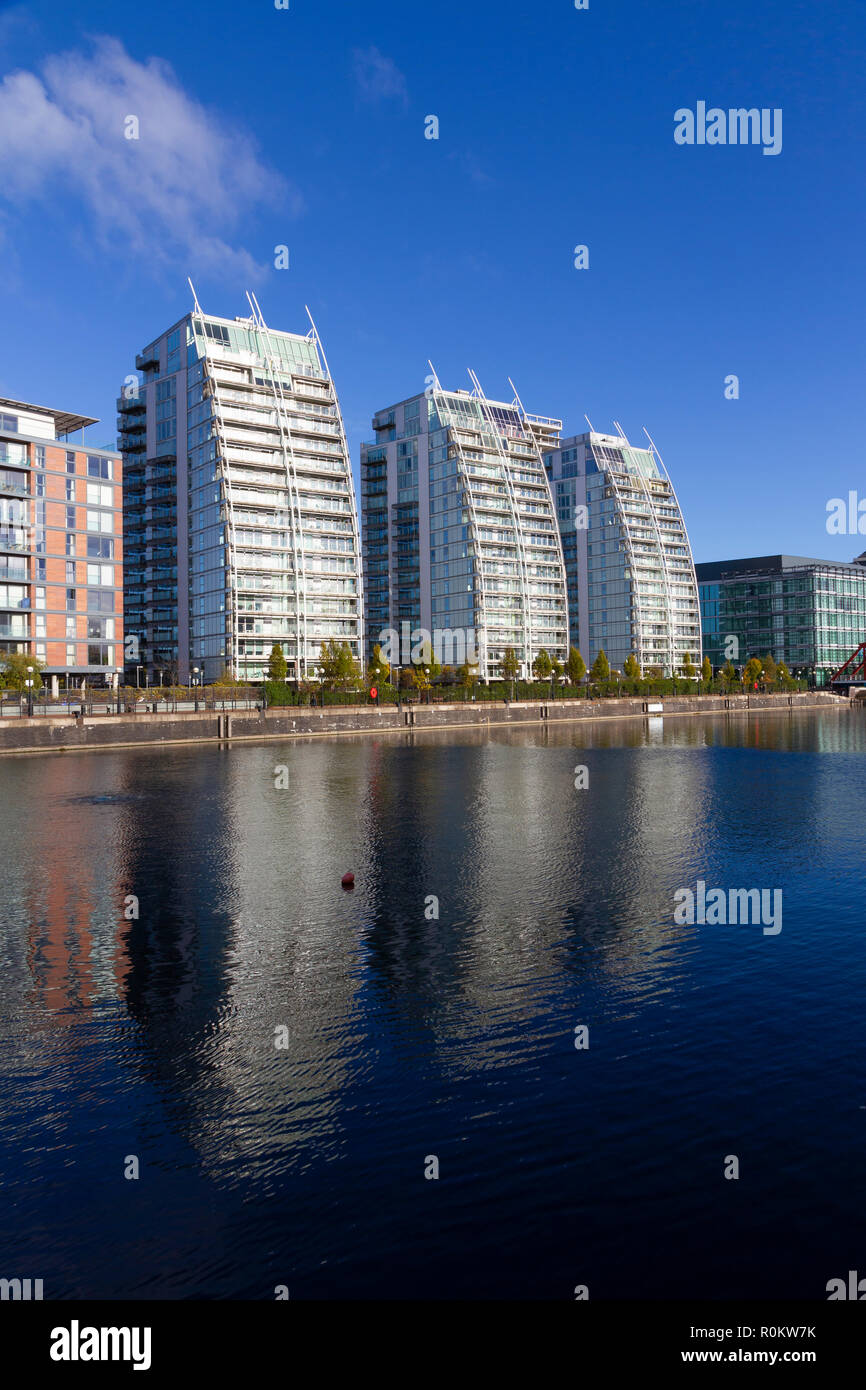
[
  {"xmin": 188, "ymin": 277, "xmax": 203, "ymax": 316},
  {"xmin": 507, "ymin": 375, "xmax": 525, "ymax": 411},
  {"xmin": 426, "ymin": 359, "xmax": 442, "ymax": 391},
  {"xmin": 467, "ymin": 367, "xmax": 484, "ymax": 398},
  {"xmin": 613, "ymin": 419, "xmax": 627, "ymax": 441},
  {"xmin": 249, "ymin": 291, "xmax": 268, "ymax": 329},
  {"xmin": 584, "ymin": 413, "xmax": 595, "ymax": 433}
]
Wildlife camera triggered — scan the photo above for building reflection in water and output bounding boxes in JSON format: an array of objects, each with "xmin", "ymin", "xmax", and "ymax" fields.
[{"xmin": 0, "ymin": 707, "xmax": 857, "ymax": 1197}]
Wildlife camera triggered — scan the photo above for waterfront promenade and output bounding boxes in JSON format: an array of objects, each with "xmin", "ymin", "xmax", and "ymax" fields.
[{"xmin": 0, "ymin": 690, "xmax": 846, "ymax": 756}]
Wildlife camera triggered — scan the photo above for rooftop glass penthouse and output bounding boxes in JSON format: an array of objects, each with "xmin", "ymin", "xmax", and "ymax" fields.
[
  {"xmin": 545, "ymin": 429, "xmax": 701, "ymax": 676},
  {"xmin": 361, "ymin": 372, "xmax": 568, "ymax": 680},
  {"xmin": 120, "ymin": 294, "xmax": 363, "ymax": 684}
]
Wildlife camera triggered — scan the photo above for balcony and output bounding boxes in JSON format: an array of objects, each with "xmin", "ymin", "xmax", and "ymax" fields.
[
  {"xmin": 136, "ymin": 347, "xmax": 160, "ymax": 372},
  {"xmin": 0, "ymin": 532, "xmax": 29, "ymax": 553},
  {"xmin": 117, "ymin": 393, "xmax": 146, "ymax": 416},
  {"xmin": 0, "ymin": 475, "xmax": 28, "ymax": 497},
  {"xmin": 119, "ymin": 434, "xmax": 147, "ymax": 454}
]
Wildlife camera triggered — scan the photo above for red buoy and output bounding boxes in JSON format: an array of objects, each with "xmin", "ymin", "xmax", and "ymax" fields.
[{"xmin": 341, "ymin": 872, "xmax": 355, "ymax": 889}]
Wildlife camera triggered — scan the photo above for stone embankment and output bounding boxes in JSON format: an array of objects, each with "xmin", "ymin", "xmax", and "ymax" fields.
[{"xmin": 0, "ymin": 691, "xmax": 848, "ymax": 756}]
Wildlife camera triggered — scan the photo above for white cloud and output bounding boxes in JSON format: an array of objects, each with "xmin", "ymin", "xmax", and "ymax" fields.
[
  {"xmin": 352, "ymin": 46, "xmax": 408, "ymax": 107},
  {"xmin": 0, "ymin": 37, "xmax": 298, "ymax": 277}
]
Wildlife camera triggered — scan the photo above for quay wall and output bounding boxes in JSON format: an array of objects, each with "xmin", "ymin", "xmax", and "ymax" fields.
[{"xmin": 0, "ymin": 691, "xmax": 848, "ymax": 757}]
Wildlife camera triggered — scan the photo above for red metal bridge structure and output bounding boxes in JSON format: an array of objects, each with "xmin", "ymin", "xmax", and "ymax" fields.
[{"xmin": 829, "ymin": 642, "xmax": 866, "ymax": 691}]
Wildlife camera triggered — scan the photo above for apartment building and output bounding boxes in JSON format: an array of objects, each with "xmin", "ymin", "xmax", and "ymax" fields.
[
  {"xmin": 0, "ymin": 398, "xmax": 123, "ymax": 692},
  {"xmin": 119, "ymin": 294, "xmax": 363, "ymax": 684}
]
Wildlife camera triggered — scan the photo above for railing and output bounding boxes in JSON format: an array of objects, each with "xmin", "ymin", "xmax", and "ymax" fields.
[{"xmin": 0, "ymin": 678, "xmax": 818, "ymax": 719}]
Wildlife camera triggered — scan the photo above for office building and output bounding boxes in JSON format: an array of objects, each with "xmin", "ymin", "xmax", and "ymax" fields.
[
  {"xmin": 544, "ymin": 428, "xmax": 701, "ymax": 675},
  {"xmin": 120, "ymin": 294, "xmax": 363, "ymax": 684},
  {"xmin": 697, "ymin": 553, "xmax": 866, "ymax": 684},
  {"xmin": 0, "ymin": 397, "xmax": 123, "ymax": 692},
  {"xmin": 361, "ymin": 372, "xmax": 568, "ymax": 680}
]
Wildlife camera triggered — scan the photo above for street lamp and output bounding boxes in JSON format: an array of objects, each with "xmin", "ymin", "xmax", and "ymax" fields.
[
  {"xmin": 25, "ymin": 665, "xmax": 34, "ymax": 718},
  {"xmin": 193, "ymin": 666, "xmax": 200, "ymax": 712}
]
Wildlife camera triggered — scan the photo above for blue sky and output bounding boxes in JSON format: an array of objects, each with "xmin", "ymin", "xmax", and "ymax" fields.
[{"xmin": 0, "ymin": 0, "xmax": 864, "ymax": 564}]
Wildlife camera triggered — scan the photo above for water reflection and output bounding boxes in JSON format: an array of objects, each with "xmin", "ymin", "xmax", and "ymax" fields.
[{"xmin": 0, "ymin": 707, "xmax": 863, "ymax": 1298}]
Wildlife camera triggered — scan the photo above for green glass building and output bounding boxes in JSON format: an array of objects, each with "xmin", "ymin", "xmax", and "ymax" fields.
[{"xmin": 697, "ymin": 553, "xmax": 866, "ymax": 685}]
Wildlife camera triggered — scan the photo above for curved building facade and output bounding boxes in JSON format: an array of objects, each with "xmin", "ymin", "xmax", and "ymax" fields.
[
  {"xmin": 545, "ymin": 429, "xmax": 701, "ymax": 676},
  {"xmin": 121, "ymin": 296, "xmax": 363, "ymax": 684},
  {"xmin": 362, "ymin": 373, "xmax": 568, "ymax": 680}
]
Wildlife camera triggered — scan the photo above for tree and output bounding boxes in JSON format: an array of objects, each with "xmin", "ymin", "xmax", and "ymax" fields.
[
  {"xmin": 532, "ymin": 648, "xmax": 552, "ymax": 681},
  {"xmin": 762, "ymin": 653, "xmax": 777, "ymax": 688},
  {"xmin": 320, "ymin": 639, "xmax": 363, "ymax": 691},
  {"xmin": 590, "ymin": 648, "xmax": 610, "ymax": 683},
  {"xmin": 415, "ymin": 639, "xmax": 441, "ymax": 685},
  {"xmin": 1, "ymin": 652, "xmax": 44, "ymax": 692},
  {"xmin": 777, "ymin": 660, "xmax": 793, "ymax": 690},
  {"xmin": 744, "ymin": 656, "xmax": 763, "ymax": 688},
  {"xmin": 456, "ymin": 661, "xmax": 479, "ymax": 693},
  {"xmin": 623, "ymin": 652, "xmax": 641, "ymax": 681},
  {"xmin": 567, "ymin": 646, "xmax": 586, "ymax": 686},
  {"xmin": 267, "ymin": 642, "xmax": 287, "ymax": 682},
  {"xmin": 702, "ymin": 655, "xmax": 712, "ymax": 686},
  {"xmin": 721, "ymin": 659, "xmax": 736, "ymax": 690},
  {"xmin": 682, "ymin": 652, "xmax": 696, "ymax": 679},
  {"xmin": 367, "ymin": 643, "xmax": 390, "ymax": 686},
  {"xmin": 500, "ymin": 646, "xmax": 520, "ymax": 696}
]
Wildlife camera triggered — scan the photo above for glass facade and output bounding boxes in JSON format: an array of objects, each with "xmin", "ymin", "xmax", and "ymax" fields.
[
  {"xmin": 545, "ymin": 431, "xmax": 701, "ymax": 675},
  {"xmin": 121, "ymin": 307, "xmax": 363, "ymax": 683},
  {"xmin": 697, "ymin": 554, "xmax": 866, "ymax": 684}
]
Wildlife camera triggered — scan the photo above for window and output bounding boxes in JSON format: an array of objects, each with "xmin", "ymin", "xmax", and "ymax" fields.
[
  {"xmin": 86, "ymin": 617, "xmax": 115, "ymax": 639},
  {"xmin": 66, "ymin": 479, "xmax": 75, "ymax": 501},
  {"xmin": 35, "ymin": 472, "xmax": 46, "ymax": 497},
  {"xmin": 203, "ymin": 322, "xmax": 231, "ymax": 344},
  {"xmin": 86, "ymin": 590, "xmax": 114, "ymax": 612},
  {"xmin": 86, "ymin": 564, "xmax": 113, "ymax": 586},
  {"xmin": 66, "ymin": 561, "xmax": 76, "ymax": 584},
  {"xmin": 66, "ymin": 616, "xmax": 76, "ymax": 638},
  {"xmin": 66, "ymin": 452, "xmax": 76, "ymax": 473},
  {"xmin": 35, "ymin": 615, "xmax": 46, "ymax": 637},
  {"xmin": 86, "ymin": 537, "xmax": 113, "ymax": 559},
  {"xmin": 66, "ymin": 644, "xmax": 76, "ymax": 666},
  {"xmin": 87, "ymin": 456, "xmax": 112, "ymax": 480},
  {"xmin": 35, "ymin": 586, "xmax": 45, "ymax": 609},
  {"xmin": 66, "ymin": 506, "xmax": 76, "ymax": 530},
  {"xmin": 66, "ymin": 588, "xmax": 76, "ymax": 611},
  {"xmin": 35, "ymin": 643, "xmax": 46, "ymax": 660},
  {"xmin": 87, "ymin": 644, "xmax": 110, "ymax": 666},
  {"xmin": 0, "ymin": 413, "xmax": 18, "ymax": 432},
  {"xmin": 35, "ymin": 445, "xmax": 45, "ymax": 467},
  {"xmin": 66, "ymin": 533, "xmax": 75, "ymax": 557},
  {"xmin": 36, "ymin": 558, "xmax": 46, "ymax": 581},
  {"xmin": 86, "ymin": 483, "xmax": 112, "ymax": 507}
]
